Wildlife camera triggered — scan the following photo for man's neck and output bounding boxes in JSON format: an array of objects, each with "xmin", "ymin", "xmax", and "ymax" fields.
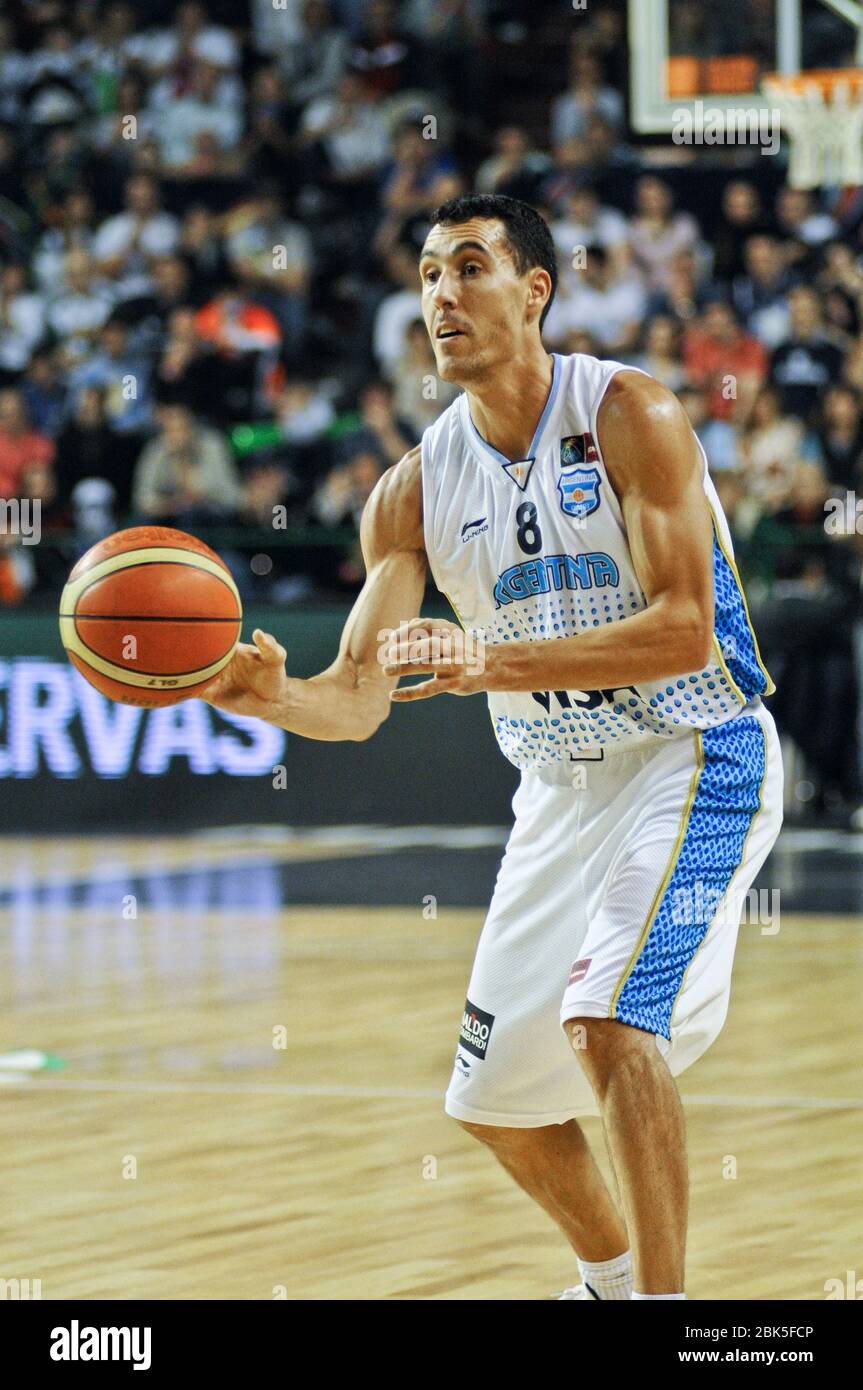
[{"xmin": 465, "ymin": 348, "xmax": 555, "ymax": 463}]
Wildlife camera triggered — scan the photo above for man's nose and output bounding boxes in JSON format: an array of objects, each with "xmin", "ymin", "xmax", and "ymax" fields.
[{"xmin": 431, "ymin": 271, "xmax": 458, "ymax": 310}]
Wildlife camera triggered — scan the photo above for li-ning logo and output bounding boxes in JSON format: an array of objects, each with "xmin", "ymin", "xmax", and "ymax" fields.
[
  {"xmin": 461, "ymin": 516, "xmax": 488, "ymax": 542},
  {"xmin": 50, "ymin": 1321, "xmax": 151, "ymax": 1371},
  {"xmin": 459, "ymin": 998, "xmax": 495, "ymax": 1060}
]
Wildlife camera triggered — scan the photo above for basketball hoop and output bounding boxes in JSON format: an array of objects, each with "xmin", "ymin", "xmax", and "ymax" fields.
[{"xmin": 762, "ymin": 69, "xmax": 863, "ymax": 189}]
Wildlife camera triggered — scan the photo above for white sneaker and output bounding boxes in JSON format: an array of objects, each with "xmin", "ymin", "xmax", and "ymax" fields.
[{"xmin": 553, "ymin": 1282, "xmax": 599, "ymax": 1300}]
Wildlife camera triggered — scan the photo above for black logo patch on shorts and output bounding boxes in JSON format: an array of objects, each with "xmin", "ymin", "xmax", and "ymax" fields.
[{"xmin": 459, "ymin": 998, "xmax": 495, "ymax": 1060}]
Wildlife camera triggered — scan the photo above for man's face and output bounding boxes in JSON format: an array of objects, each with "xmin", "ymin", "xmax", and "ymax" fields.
[
  {"xmin": 790, "ymin": 290, "xmax": 819, "ymax": 336},
  {"xmin": 102, "ymin": 324, "xmax": 126, "ymax": 358},
  {"xmin": 704, "ymin": 303, "xmax": 735, "ymax": 342},
  {"xmin": 127, "ymin": 178, "xmax": 155, "ymax": 217},
  {"xmin": 0, "ymin": 391, "xmax": 24, "ymax": 432},
  {"xmin": 419, "ymin": 218, "xmax": 549, "ymax": 385},
  {"xmin": 163, "ymin": 408, "xmax": 193, "ymax": 450},
  {"xmin": 746, "ymin": 236, "xmax": 777, "ymax": 280}
]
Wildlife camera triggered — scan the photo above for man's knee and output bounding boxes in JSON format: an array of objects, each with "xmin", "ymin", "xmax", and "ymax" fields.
[
  {"xmin": 564, "ymin": 1015, "xmax": 663, "ymax": 1094},
  {"xmin": 452, "ymin": 1116, "xmax": 511, "ymax": 1148},
  {"xmin": 452, "ymin": 1116, "xmax": 549, "ymax": 1152}
]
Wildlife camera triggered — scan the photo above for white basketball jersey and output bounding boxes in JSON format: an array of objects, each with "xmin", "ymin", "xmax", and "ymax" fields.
[{"xmin": 420, "ymin": 351, "xmax": 773, "ymax": 771}]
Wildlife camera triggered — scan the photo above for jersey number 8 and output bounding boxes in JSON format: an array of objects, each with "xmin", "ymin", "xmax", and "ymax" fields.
[{"xmin": 516, "ymin": 501, "xmax": 542, "ymax": 555}]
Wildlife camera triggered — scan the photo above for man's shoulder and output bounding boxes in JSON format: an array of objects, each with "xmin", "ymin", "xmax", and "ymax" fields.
[{"xmin": 362, "ymin": 445, "xmax": 425, "ymax": 555}]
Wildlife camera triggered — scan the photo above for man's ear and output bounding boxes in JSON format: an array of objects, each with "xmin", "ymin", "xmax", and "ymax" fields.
[{"xmin": 527, "ymin": 267, "xmax": 552, "ymax": 324}]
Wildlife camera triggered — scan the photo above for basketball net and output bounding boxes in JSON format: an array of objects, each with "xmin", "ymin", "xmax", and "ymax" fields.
[{"xmin": 762, "ymin": 69, "xmax": 863, "ymax": 189}]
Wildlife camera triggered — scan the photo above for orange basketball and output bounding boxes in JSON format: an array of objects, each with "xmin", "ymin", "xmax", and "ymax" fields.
[{"xmin": 59, "ymin": 526, "xmax": 242, "ymax": 707}]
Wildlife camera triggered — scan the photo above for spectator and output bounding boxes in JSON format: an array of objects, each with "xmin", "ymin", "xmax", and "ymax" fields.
[
  {"xmin": 226, "ymin": 189, "xmax": 312, "ymax": 364},
  {"xmin": 89, "ymin": 71, "xmax": 158, "ymax": 175},
  {"xmin": 771, "ymin": 285, "xmax": 846, "ymax": 424},
  {"xmin": 350, "ymin": 0, "xmax": 414, "ymax": 98},
  {"xmin": 46, "ymin": 249, "xmax": 115, "ymax": 368},
  {"xmin": 548, "ymin": 180, "xmax": 630, "ymax": 291},
  {"xmin": 311, "ymin": 446, "xmax": 384, "ymax": 589},
  {"xmin": 629, "ymin": 315, "xmax": 686, "ymax": 393},
  {"xmin": 543, "ymin": 245, "xmax": 646, "ymax": 356},
  {"xmin": 132, "ymin": 402, "xmax": 241, "ymax": 522},
  {"xmin": 92, "ymin": 172, "xmax": 180, "ymax": 301},
  {"xmin": 312, "ymin": 448, "xmax": 383, "ymax": 528},
  {"xmin": 551, "ymin": 45, "xmax": 624, "ymax": 147},
  {"xmin": 645, "ymin": 247, "xmax": 712, "ymax": 324},
  {"xmin": 179, "ymin": 204, "xmax": 231, "ymax": 302},
  {"xmin": 390, "ymin": 321, "xmax": 460, "ymax": 438},
  {"xmin": 373, "ymin": 242, "xmax": 422, "ymax": 379},
  {"xmin": 297, "ymin": 69, "xmax": 392, "ymax": 193},
  {"xmin": 141, "ymin": 1, "xmax": 240, "ymax": 80},
  {"xmin": 277, "ymin": 0, "xmax": 349, "ymax": 105},
  {"xmin": 154, "ymin": 306, "xmax": 214, "ymax": 418},
  {"xmin": 193, "ymin": 286, "xmax": 282, "ymax": 420},
  {"xmin": 475, "ymin": 126, "xmax": 553, "ymax": 204},
  {"xmin": 0, "ymin": 17, "xmax": 29, "ymax": 124},
  {"xmin": 128, "ymin": 253, "xmax": 193, "ymax": 345},
  {"xmin": 628, "ymin": 176, "xmax": 701, "ymax": 292},
  {"xmin": 712, "ymin": 180, "xmax": 771, "ymax": 282},
  {"xmin": 684, "ymin": 299, "xmax": 768, "ymax": 423},
  {"xmin": 276, "ymin": 377, "xmax": 335, "ymax": 445},
  {"xmin": 243, "ymin": 64, "xmax": 300, "ymax": 182},
  {"xmin": 738, "ymin": 384, "xmax": 822, "ymax": 511},
  {"xmin": 356, "ymin": 373, "xmax": 420, "ymax": 460},
  {"xmin": 20, "ymin": 349, "xmax": 65, "ymax": 438},
  {"xmin": 775, "ymin": 186, "xmax": 838, "ymax": 262},
  {"xmin": 817, "ymin": 384, "xmax": 863, "ymax": 491},
  {"xmin": 32, "ymin": 187, "xmax": 97, "ymax": 291},
  {"xmin": 731, "ymin": 235, "xmax": 794, "ymax": 349},
  {"xmin": 54, "ymin": 384, "xmax": 126, "ymax": 508},
  {"xmin": 156, "ymin": 60, "xmax": 244, "ymax": 175},
  {"xmin": 678, "ymin": 384, "xmax": 739, "ymax": 475},
  {"xmin": 0, "ymin": 263, "xmax": 45, "ymax": 379},
  {"xmin": 0, "ymin": 388, "xmax": 56, "ymax": 500},
  {"xmin": 373, "ymin": 118, "xmax": 462, "ymax": 259},
  {"xmin": 68, "ymin": 316, "xmax": 153, "ymax": 435}
]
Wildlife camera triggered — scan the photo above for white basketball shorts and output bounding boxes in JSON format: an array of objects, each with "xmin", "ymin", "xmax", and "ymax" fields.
[{"xmin": 444, "ymin": 701, "xmax": 783, "ymax": 1126}]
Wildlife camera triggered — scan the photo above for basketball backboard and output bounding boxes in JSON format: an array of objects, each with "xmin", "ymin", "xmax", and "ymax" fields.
[{"xmin": 629, "ymin": 0, "xmax": 863, "ymax": 134}]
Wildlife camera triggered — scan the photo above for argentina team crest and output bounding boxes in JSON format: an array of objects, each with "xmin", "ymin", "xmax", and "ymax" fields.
[{"xmin": 558, "ymin": 433, "xmax": 601, "ymax": 519}]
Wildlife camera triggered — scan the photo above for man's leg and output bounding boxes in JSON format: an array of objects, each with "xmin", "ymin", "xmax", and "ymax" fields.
[
  {"xmin": 565, "ymin": 1017, "xmax": 687, "ymax": 1296},
  {"xmin": 456, "ymin": 1116, "xmax": 628, "ymax": 1264}
]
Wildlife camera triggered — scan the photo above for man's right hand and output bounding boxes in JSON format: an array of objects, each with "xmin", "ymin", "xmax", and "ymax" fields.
[{"xmin": 201, "ymin": 628, "xmax": 290, "ymax": 721}]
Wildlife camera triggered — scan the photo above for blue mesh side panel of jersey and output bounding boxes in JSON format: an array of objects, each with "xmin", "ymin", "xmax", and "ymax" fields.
[
  {"xmin": 713, "ymin": 533, "xmax": 771, "ymax": 700},
  {"xmin": 613, "ymin": 716, "xmax": 766, "ymax": 1039}
]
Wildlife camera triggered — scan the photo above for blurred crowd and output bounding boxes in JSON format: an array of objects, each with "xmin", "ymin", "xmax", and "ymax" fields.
[{"xmin": 2, "ymin": 0, "xmax": 863, "ymax": 812}]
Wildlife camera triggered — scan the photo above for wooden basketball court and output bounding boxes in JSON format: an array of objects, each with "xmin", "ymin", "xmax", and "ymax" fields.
[{"xmin": 0, "ymin": 833, "xmax": 859, "ymax": 1300}]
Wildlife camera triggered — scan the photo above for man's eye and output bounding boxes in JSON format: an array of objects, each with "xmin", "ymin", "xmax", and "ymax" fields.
[
  {"xmin": 423, "ymin": 269, "xmax": 438, "ymax": 284},
  {"xmin": 463, "ymin": 263, "xmax": 480, "ymax": 275}
]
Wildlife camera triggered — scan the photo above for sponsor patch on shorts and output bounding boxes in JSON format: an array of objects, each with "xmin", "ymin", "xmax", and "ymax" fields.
[
  {"xmin": 568, "ymin": 957, "xmax": 592, "ymax": 985},
  {"xmin": 459, "ymin": 998, "xmax": 495, "ymax": 1060}
]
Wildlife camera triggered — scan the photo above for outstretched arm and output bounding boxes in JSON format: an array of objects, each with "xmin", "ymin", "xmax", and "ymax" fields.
[{"xmin": 203, "ymin": 446, "xmax": 428, "ymax": 740}]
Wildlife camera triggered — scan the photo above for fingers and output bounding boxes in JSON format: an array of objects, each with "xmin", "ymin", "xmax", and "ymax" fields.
[
  {"xmin": 252, "ymin": 629, "xmax": 287, "ymax": 665},
  {"xmin": 389, "ymin": 675, "xmax": 458, "ymax": 702}
]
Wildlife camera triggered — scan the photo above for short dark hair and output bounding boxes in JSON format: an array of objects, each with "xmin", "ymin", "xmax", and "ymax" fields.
[{"xmin": 427, "ymin": 193, "xmax": 558, "ymax": 331}]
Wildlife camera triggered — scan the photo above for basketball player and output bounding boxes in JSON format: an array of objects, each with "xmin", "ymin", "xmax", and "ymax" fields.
[{"xmin": 204, "ymin": 194, "xmax": 783, "ymax": 1301}]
